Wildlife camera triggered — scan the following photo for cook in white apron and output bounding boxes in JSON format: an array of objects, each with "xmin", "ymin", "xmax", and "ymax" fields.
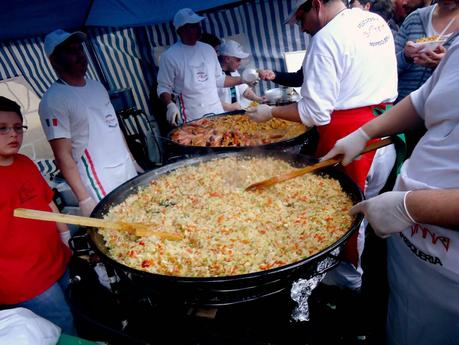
[
  {"xmin": 386, "ymin": 148, "xmax": 459, "ymax": 344},
  {"xmin": 77, "ymin": 102, "xmax": 136, "ymax": 201},
  {"xmin": 175, "ymin": 47, "xmax": 223, "ymax": 124},
  {"xmin": 322, "ymin": 39, "xmax": 459, "ymax": 345}
]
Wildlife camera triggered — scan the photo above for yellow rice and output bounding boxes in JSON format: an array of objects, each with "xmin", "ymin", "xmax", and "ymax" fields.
[{"xmin": 100, "ymin": 156, "xmax": 353, "ymax": 277}]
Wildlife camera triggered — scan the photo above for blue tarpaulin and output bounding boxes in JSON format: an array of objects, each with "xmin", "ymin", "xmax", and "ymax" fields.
[
  {"xmin": 86, "ymin": 0, "xmax": 244, "ymax": 27},
  {"xmin": 1, "ymin": 0, "xmax": 308, "ymax": 165},
  {"xmin": 1, "ymin": 0, "xmax": 244, "ymax": 42}
]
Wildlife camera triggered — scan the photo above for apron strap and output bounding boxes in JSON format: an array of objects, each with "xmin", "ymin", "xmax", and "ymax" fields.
[{"xmin": 177, "ymin": 94, "xmax": 187, "ymax": 124}]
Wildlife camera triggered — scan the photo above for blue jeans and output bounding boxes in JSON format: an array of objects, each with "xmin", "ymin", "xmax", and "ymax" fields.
[{"xmin": 14, "ymin": 270, "xmax": 77, "ymax": 335}]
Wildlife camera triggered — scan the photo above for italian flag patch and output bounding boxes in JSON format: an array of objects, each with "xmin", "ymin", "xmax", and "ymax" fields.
[{"xmin": 46, "ymin": 118, "xmax": 58, "ymax": 127}]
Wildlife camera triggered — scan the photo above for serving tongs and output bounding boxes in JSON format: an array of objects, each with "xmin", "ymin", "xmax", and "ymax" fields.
[
  {"xmin": 14, "ymin": 208, "xmax": 182, "ymax": 241},
  {"xmin": 245, "ymin": 137, "xmax": 392, "ymax": 192}
]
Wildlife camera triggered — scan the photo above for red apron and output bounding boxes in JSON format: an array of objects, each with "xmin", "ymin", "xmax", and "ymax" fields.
[{"xmin": 315, "ymin": 104, "xmax": 388, "ymax": 266}]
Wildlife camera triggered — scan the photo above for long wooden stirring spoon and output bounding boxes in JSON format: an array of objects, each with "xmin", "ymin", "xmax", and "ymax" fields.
[
  {"xmin": 14, "ymin": 208, "xmax": 182, "ymax": 240},
  {"xmin": 245, "ymin": 138, "xmax": 392, "ymax": 192}
]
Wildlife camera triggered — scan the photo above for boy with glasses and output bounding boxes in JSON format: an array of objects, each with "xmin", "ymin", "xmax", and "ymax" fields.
[{"xmin": 0, "ymin": 96, "xmax": 75, "ymax": 335}]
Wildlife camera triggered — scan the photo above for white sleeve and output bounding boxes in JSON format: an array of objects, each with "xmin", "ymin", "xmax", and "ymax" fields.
[
  {"xmin": 216, "ymin": 71, "xmax": 226, "ymax": 88},
  {"xmin": 157, "ymin": 52, "xmax": 175, "ymax": 96},
  {"xmin": 218, "ymin": 87, "xmax": 228, "ymax": 103},
  {"xmin": 239, "ymin": 83, "xmax": 249, "ymax": 96},
  {"xmin": 297, "ymin": 53, "xmax": 338, "ymax": 127},
  {"xmin": 409, "ymin": 82, "xmax": 431, "ymax": 121},
  {"xmin": 411, "ymin": 41, "xmax": 459, "ymax": 120},
  {"xmin": 38, "ymin": 95, "xmax": 72, "ymax": 140},
  {"xmin": 213, "ymin": 53, "xmax": 226, "ymax": 88}
]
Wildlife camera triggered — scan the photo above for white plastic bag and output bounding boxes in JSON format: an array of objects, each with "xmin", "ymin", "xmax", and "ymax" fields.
[{"xmin": 0, "ymin": 307, "xmax": 61, "ymax": 345}]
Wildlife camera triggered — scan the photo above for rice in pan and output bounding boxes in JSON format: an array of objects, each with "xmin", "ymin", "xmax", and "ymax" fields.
[{"xmin": 100, "ymin": 156, "xmax": 354, "ymax": 277}]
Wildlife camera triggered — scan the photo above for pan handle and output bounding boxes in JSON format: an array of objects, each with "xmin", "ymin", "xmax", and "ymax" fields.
[
  {"xmin": 310, "ymin": 251, "xmax": 341, "ymax": 277},
  {"xmin": 221, "ymin": 109, "xmax": 246, "ymax": 116},
  {"xmin": 202, "ymin": 112, "xmax": 216, "ymax": 118},
  {"xmin": 69, "ymin": 231, "xmax": 92, "ymax": 255},
  {"xmin": 202, "ymin": 109, "xmax": 247, "ymax": 118}
]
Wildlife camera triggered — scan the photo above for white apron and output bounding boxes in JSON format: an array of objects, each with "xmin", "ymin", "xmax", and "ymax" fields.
[
  {"xmin": 77, "ymin": 101, "xmax": 136, "ymax": 201},
  {"xmin": 176, "ymin": 52, "xmax": 223, "ymax": 124},
  {"xmin": 386, "ymin": 166, "xmax": 459, "ymax": 345}
]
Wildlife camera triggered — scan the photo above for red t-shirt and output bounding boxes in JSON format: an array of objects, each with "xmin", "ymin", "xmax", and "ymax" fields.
[{"xmin": 0, "ymin": 154, "xmax": 71, "ymax": 304}]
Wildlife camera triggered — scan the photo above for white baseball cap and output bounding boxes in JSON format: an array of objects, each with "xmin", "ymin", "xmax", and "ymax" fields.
[
  {"xmin": 173, "ymin": 8, "xmax": 205, "ymax": 30},
  {"xmin": 44, "ymin": 29, "xmax": 87, "ymax": 57},
  {"xmin": 285, "ymin": 0, "xmax": 312, "ymax": 25},
  {"xmin": 219, "ymin": 40, "xmax": 250, "ymax": 59}
]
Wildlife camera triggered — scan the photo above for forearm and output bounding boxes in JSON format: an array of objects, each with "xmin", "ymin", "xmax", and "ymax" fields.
[
  {"xmin": 243, "ymin": 89, "xmax": 263, "ymax": 103},
  {"xmin": 273, "ymin": 70, "xmax": 303, "ymax": 87},
  {"xmin": 362, "ymin": 96, "xmax": 421, "ymax": 138},
  {"xmin": 49, "ymin": 201, "xmax": 69, "ymax": 233},
  {"xmin": 159, "ymin": 92, "xmax": 173, "ymax": 106},
  {"xmin": 224, "ymin": 76, "xmax": 243, "ymax": 88},
  {"xmin": 407, "ymin": 189, "xmax": 459, "ymax": 230},
  {"xmin": 58, "ymin": 159, "xmax": 90, "ymax": 201},
  {"xmin": 51, "ymin": 139, "xmax": 90, "ymax": 201},
  {"xmin": 221, "ymin": 101, "xmax": 240, "ymax": 112},
  {"xmin": 394, "ymin": 25, "xmax": 412, "ymax": 71},
  {"xmin": 271, "ymin": 103, "xmax": 303, "ymax": 123}
]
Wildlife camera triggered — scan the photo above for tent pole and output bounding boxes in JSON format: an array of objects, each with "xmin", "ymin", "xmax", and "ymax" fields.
[
  {"xmin": 83, "ymin": 32, "xmax": 110, "ymax": 90},
  {"xmin": 81, "ymin": 0, "xmax": 110, "ymax": 90}
]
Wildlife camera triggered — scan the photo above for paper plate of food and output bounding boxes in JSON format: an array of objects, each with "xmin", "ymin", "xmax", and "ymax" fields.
[
  {"xmin": 413, "ymin": 18, "xmax": 455, "ymax": 52},
  {"xmin": 413, "ymin": 35, "xmax": 446, "ymax": 52}
]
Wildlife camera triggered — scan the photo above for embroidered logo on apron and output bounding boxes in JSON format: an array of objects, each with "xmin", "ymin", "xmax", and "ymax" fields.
[
  {"xmin": 105, "ymin": 114, "xmax": 118, "ymax": 128},
  {"xmin": 196, "ymin": 71, "xmax": 208, "ymax": 82}
]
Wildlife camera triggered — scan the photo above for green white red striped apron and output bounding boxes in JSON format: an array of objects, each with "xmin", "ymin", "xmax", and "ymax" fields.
[{"xmin": 77, "ymin": 103, "xmax": 136, "ymax": 201}]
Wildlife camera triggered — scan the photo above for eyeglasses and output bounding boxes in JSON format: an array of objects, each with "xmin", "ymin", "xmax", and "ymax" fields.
[{"xmin": 0, "ymin": 125, "xmax": 28, "ymax": 135}]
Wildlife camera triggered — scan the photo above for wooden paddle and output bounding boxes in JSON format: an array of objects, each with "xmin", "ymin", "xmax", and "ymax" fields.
[
  {"xmin": 14, "ymin": 208, "xmax": 182, "ymax": 241},
  {"xmin": 245, "ymin": 137, "xmax": 393, "ymax": 192}
]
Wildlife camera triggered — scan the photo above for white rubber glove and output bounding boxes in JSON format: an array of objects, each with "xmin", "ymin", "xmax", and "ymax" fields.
[
  {"xmin": 79, "ymin": 196, "xmax": 97, "ymax": 217},
  {"xmin": 242, "ymin": 68, "xmax": 259, "ymax": 87},
  {"xmin": 166, "ymin": 103, "xmax": 179, "ymax": 127},
  {"xmin": 350, "ymin": 191, "xmax": 416, "ymax": 238},
  {"xmin": 320, "ymin": 128, "xmax": 370, "ymax": 166},
  {"xmin": 60, "ymin": 230, "xmax": 71, "ymax": 246},
  {"xmin": 246, "ymin": 104, "xmax": 273, "ymax": 123}
]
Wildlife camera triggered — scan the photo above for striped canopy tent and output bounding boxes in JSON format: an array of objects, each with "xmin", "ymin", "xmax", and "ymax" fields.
[{"xmin": 1, "ymin": 0, "xmax": 309, "ymax": 166}]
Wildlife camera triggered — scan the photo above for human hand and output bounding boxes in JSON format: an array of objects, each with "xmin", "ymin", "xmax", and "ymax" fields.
[
  {"xmin": 60, "ymin": 230, "xmax": 71, "ymax": 246},
  {"xmin": 242, "ymin": 68, "xmax": 259, "ymax": 87},
  {"xmin": 320, "ymin": 128, "xmax": 370, "ymax": 166},
  {"xmin": 413, "ymin": 45, "xmax": 446, "ymax": 68},
  {"xmin": 404, "ymin": 41, "xmax": 423, "ymax": 60},
  {"xmin": 350, "ymin": 191, "xmax": 416, "ymax": 238},
  {"xmin": 230, "ymin": 102, "xmax": 242, "ymax": 111},
  {"xmin": 79, "ymin": 196, "xmax": 97, "ymax": 217},
  {"xmin": 246, "ymin": 104, "xmax": 273, "ymax": 122},
  {"xmin": 258, "ymin": 69, "xmax": 276, "ymax": 81},
  {"xmin": 245, "ymin": 80, "xmax": 258, "ymax": 87},
  {"xmin": 259, "ymin": 95, "xmax": 269, "ymax": 104},
  {"xmin": 166, "ymin": 103, "xmax": 179, "ymax": 126}
]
